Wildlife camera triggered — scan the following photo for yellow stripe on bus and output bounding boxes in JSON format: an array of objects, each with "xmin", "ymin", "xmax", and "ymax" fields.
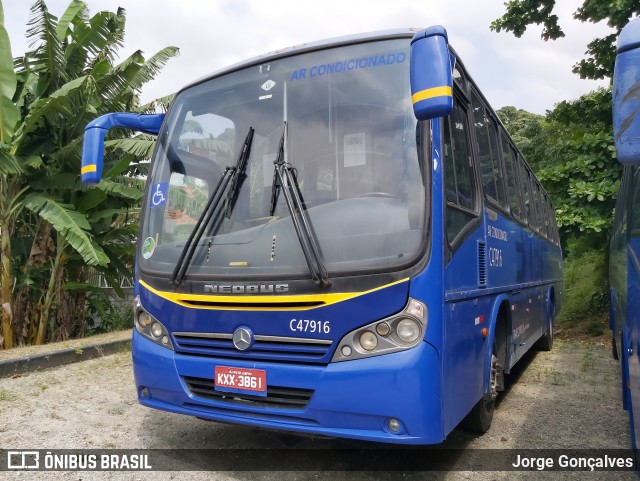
[
  {"xmin": 411, "ymin": 86, "xmax": 452, "ymax": 105},
  {"xmin": 81, "ymin": 164, "xmax": 97, "ymax": 174},
  {"xmin": 139, "ymin": 278, "xmax": 409, "ymax": 311}
]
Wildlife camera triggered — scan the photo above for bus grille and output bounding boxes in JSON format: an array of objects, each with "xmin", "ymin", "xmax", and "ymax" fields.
[
  {"xmin": 184, "ymin": 376, "xmax": 314, "ymax": 410},
  {"xmin": 172, "ymin": 332, "xmax": 333, "ymax": 364}
]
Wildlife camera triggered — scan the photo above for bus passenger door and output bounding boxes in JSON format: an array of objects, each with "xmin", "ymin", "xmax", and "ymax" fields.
[{"xmin": 441, "ymin": 88, "xmax": 486, "ymax": 432}]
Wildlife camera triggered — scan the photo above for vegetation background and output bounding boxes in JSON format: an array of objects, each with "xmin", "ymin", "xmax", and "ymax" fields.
[
  {"xmin": 0, "ymin": 0, "xmax": 177, "ymax": 348},
  {"xmin": 493, "ymin": 0, "xmax": 640, "ymax": 339},
  {"xmin": 0, "ymin": 0, "xmax": 637, "ymax": 348}
]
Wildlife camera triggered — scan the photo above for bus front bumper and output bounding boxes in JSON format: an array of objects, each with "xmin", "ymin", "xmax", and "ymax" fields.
[{"xmin": 132, "ymin": 330, "xmax": 444, "ymax": 444}]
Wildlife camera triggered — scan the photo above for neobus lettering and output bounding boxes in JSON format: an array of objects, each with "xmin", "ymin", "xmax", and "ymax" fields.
[{"xmin": 204, "ymin": 284, "xmax": 289, "ymax": 294}]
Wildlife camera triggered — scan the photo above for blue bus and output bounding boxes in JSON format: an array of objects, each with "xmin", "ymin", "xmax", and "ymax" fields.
[
  {"xmin": 81, "ymin": 26, "xmax": 563, "ymax": 444},
  {"xmin": 610, "ymin": 16, "xmax": 640, "ymax": 450}
]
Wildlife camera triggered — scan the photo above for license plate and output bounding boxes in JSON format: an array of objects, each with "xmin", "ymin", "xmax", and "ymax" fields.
[{"xmin": 214, "ymin": 366, "xmax": 267, "ymax": 396}]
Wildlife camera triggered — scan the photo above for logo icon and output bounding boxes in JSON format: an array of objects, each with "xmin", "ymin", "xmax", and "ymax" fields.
[
  {"xmin": 232, "ymin": 327, "xmax": 254, "ymax": 351},
  {"xmin": 261, "ymin": 80, "xmax": 276, "ymax": 91},
  {"xmin": 150, "ymin": 182, "xmax": 168, "ymax": 208},
  {"xmin": 7, "ymin": 451, "xmax": 39, "ymax": 469}
]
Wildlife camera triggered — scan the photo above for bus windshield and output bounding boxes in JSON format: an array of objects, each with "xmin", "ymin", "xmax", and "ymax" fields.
[{"xmin": 140, "ymin": 39, "xmax": 427, "ymax": 280}]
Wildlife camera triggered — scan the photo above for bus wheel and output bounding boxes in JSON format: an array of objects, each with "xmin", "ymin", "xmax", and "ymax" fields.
[
  {"xmin": 462, "ymin": 353, "xmax": 501, "ymax": 434},
  {"xmin": 612, "ymin": 332, "xmax": 619, "ymax": 360},
  {"xmin": 536, "ymin": 304, "xmax": 554, "ymax": 351}
]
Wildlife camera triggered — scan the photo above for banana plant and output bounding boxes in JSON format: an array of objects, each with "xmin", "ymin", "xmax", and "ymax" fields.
[{"xmin": 0, "ymin": 0, "xmax": 178, "ymax": 347}]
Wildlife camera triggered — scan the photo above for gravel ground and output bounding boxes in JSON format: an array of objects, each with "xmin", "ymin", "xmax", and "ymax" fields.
[{"xmin": 0, "ymin": 338, "xmax": 635, "ymax": 480}]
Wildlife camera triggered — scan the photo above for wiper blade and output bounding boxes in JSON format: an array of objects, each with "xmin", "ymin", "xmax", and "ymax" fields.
[
  {"xmin": 270, "ymin": 122, "xmax": 331, "ymax": 288},
  {"xmin": 226, "ymin": 127, "xmax": 254, "ymax": 217},
  {"xmin": 171, "ymin": 126, "xmax": 254, "ymax": 286}
]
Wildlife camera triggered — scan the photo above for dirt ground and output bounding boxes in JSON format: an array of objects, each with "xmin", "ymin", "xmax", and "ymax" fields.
[{"xmin": 0, "ymin": 338, "xmax": 635, "ymax": 480}]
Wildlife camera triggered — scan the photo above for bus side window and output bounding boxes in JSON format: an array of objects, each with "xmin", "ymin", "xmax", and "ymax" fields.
[
  {"xmin": 543, "ymin": 195, "xmax": 551, "ymax": 239},
  {"xmin": 519, "ymin": 157, "xmax": 533, "ymax": 227},
  {"xmin": 532, "ymin": 181, "xmax": 544, "ymax": 234},
  {"xmin": 500, "ymin": 134, "xmax": 523, "ymax": 220},
  {"xmin": 444, "ymin": 98, "xmax": 477, "ymax": 244},
  {"xmin": 471, "ymin": 91, "xmax": 505, "ymax": 207}
]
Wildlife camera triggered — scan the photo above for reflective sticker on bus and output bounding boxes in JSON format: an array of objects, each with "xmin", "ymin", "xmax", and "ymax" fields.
[{"xmin": 142, "ymin": 237, "xmax": 156, "ymax": 259}]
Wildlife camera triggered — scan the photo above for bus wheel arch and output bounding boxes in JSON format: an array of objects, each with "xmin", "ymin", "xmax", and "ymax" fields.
[
  {"xmin": 462, "ymin": 297, "xmax": 509, "ymax": 434},
  {"xmin": 484, "ymin": 296, "xmax": 510, "ymax": 393}
]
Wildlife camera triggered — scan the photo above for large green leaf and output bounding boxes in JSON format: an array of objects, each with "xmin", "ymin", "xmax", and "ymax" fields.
[
  {"xmin": 105, "ymin": 137, "xmax": 157, "ymax": 159},
  {"xmin": 0, "ymin": 1, "xmax": 16, "ymax": 100},
  {"xmin": 0, "ymin": 144, "xmax": 24, "ymax": 174},
  {"xmin": 131, "ymin": 47, "xmax": 179, "ymax": 91},
  {"xmin": 13, "ymin": 75, "xmax": 93, "ymax": 144},
  {"xmin": 0, "ymin": 94, "xmax": 19, "ymax": 143},
  {"xmin": 96, "ymin": 50, "xmax": 144, "ymax": 107},
  {"xmin": 55, "ymin": 0, "xmax": 86, "ymax": 41},
  {"xmin": 24, "ymin": 193, "xmax": 109, "ymax": 266},
  {"xmin": 0, "ymin": 2, "xmax": 18, "ymax": 143},
  {"xmin": 26, "ymin": 0, "xmax": 67, "ymax": 93},
  {"xmin": 96, "ymin": 179, "xmax": 143, "ymax": 201},
  {"xmin": 139, "ymin": 93, "xmax": 175, "ymax": 114}
]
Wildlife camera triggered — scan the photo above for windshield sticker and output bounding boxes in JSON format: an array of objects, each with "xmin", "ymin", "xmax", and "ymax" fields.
[
  {"xmin": 344, "ymin": 133, "xmax": 366, "ymax": 167},
  {"xmin": 261, "ymin": 80, "xmax": 276, "ymax": 91},
  {"xmin": 290, "ymin": 51, "xmax": 406, "ymax": 81},
  {"xmin": 142, "ymin": 237, "xmax": 156, "ymax": 259},
  {"xmin": 150, "ymin": 182, "xmax": 168, "ymax": 208}
]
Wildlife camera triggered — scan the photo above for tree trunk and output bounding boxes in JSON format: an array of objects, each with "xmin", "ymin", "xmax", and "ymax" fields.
[
  {"xmin": 0, "ymin": 176, "xmax": 14, "ymax": 349},
  {"xmin": 35, "ymin": 237, "xmax": 65, "ymax": 345},
  {"xmin": 1, "ymin": 223, "xmax": 14, "ymax": 349}
]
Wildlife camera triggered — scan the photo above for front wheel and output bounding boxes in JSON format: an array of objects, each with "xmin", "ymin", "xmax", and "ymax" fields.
[{"xmin": 462, "ymin": 353, "xmax": 501, "ymax": 434}]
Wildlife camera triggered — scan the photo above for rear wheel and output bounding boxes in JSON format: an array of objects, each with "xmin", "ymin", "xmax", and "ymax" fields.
[
  {"xmin": 536, "ymin": 303, "xmax": 554, "ymax": 351},
  {"xmin": 612, "ymin": 332, "xmax": 619, "ymax": 360}
]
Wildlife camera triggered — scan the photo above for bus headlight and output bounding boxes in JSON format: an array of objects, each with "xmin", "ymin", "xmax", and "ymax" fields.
[
  {"xmin": 359, "ymin": 331, "xmax": 378, "ymax": 351},
  {"xmin": 332, "ymin": 298, "xmax": 427, "ymax": 362},
  {"xmin": 134, "ymin": 297, "xmax": 174, "ymax": 350},
  {"xmin": 397, "ymin": 318, "xmax": 420, "ymax": 343}
]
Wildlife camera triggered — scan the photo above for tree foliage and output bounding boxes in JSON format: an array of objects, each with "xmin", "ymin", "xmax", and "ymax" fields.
[
  {"xmin": 491, "ymin": 0, "xmax": 640, "ymax": 80},
  {"xmin": 498, "ymin": 88, "xmax": 620, "ymax": 251},
  {"xmin": 0, "ymin": 0, "xmax": 178, "ymax": 347}
]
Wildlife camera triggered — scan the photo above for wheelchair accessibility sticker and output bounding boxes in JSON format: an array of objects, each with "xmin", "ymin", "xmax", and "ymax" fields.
[{"xmin": 150, "ymin": 182, "xmax": 168, "ymax": 208}]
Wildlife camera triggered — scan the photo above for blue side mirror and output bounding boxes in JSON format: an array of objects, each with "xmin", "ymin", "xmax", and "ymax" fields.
[
  {"xmin": 613, "ymin": 17, "xmax": 640, "ymax": 165},
  {"xmin": 81, "ymin": 113, "xmax": 165, "ymax": 185},
  {"xmin": 410, "ymin": 26, "xmax": 453, "ymax": 120}
]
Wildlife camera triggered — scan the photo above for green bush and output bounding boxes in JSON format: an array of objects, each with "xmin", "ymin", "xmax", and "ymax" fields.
[
  {"xmin": 558, "ymin": 249, "xmax": 609, "ymax": 336},
  {"xmin": 85, "ymin": 295, "xmax": 134, "ymax": 336}
]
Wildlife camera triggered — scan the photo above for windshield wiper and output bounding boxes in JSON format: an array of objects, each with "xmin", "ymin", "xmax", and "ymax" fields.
[
  {"xmin": 171, "ymin": 126, "xmax": 255, "ymax": 286},
  {"xmin": 270, "ymin": 122, "xmax": 331, "ymax": 288}
]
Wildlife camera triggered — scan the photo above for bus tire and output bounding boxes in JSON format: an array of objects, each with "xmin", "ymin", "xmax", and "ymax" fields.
[
  {"xmin": 461, "ymin": 352, "xmax": 501, "ymax": 434},
  {"xmin": 535, "ymin": 303, "xmax": 554, "ymax": 351},
  {"xmin": 612, "ymin": 332, "xmax": 619, "ymax": 360},
  {"xmin": 462, "ymin": 393, "xmax": 494, "ymax": 434}
]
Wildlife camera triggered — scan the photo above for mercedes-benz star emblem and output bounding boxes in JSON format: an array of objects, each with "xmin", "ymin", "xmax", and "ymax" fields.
[{"xmin": 232, "ymin": 327, "xmax": 253, "ymax": 351}]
